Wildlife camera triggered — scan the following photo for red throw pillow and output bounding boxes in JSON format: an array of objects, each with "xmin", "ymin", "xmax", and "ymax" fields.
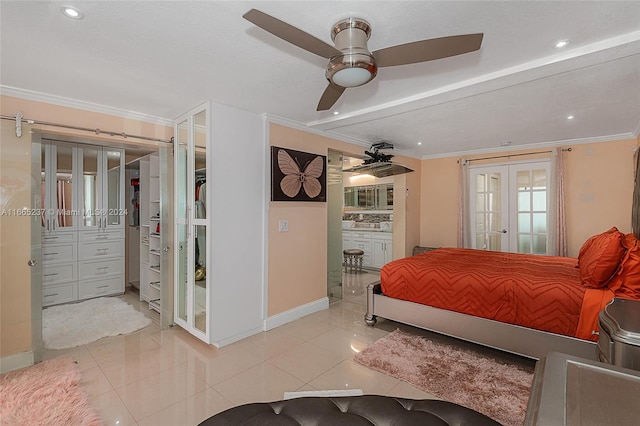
[
  {"xmin": 578, "ymin": 227, "xmax": 625, "ymax": 288},
  {"xmin": 608, "ymin": 233, "xmax": 640, "ymax": 299}
]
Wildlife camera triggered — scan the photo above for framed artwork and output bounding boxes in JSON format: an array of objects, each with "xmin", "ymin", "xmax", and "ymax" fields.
[{"xmin": 271, "ymin": 146, "xmax": 326, "ymax": 202}]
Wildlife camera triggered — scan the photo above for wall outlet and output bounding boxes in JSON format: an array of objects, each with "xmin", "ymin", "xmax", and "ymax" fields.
[{"xmin": 279, "ymin": 220, "xmax": 288, "ymax": 232}]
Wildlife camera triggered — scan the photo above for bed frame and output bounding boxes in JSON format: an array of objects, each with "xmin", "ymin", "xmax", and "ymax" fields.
[{"xmin": 364, "ymin": 282, "xmax": 598, "ymax": 361}]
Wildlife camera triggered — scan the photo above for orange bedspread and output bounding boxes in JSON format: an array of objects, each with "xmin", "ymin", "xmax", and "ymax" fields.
[{"xmin": 380, "ymin": 248, "xmax": 613, "ymax": 340}]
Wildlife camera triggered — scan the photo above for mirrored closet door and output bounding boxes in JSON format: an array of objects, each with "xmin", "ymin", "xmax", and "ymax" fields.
[{"xmin": 174, "ymin": 103, "xmax": 210, "ymax": 343}]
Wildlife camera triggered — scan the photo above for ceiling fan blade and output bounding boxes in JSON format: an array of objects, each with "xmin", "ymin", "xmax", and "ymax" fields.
[
  {"xmin": 317, "ymin": 84, "xmax": 346, "ymax": 111},
  {"xmin": 373, "ymin": 33, "xmax": 484, "ymax": 67},
  {"xmin": 243, "ymin": 9, "xmax": 340, "ymax": 59}
]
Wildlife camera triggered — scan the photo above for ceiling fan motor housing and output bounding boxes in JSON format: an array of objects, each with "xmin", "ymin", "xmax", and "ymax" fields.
[{"xmin": 326, "ymin": 18, "xmax": 377, "ymax": 87}]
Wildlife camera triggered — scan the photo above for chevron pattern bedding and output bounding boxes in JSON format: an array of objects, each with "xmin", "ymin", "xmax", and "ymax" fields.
[{"xmin": 380, "ymin": 248, "xmax": 614, "ymax": 341}]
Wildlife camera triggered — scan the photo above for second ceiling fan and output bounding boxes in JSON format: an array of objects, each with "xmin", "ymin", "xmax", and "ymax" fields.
[{"xmin": 243, "ymin": 9, "xmax": 483, "ymax": 111}]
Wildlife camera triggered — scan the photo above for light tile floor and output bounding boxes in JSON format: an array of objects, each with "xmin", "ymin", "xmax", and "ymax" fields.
[{"xmin": 42, "ymin": 270, "xmax": 526, "ymax": 425}]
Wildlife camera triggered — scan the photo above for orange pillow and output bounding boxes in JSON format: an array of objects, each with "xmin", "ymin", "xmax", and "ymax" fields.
[
  {"xmin": 578, "ymin": 227, "xmax": 625, "ymax": 288},
  {"xmin": 608, "ymin": 233, "xmax": 640, "ymax": 299}
]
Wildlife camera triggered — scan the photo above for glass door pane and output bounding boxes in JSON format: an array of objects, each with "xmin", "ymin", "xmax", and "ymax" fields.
[
  {"xmin": 470, "ymin": 166, "xmax": 509, "ymax": 251},
  {"xmin": 177, "ymin": 223, "xmax": 188, "ymax": 322},
  {"xmin": 82, "ymin": 146, "xmax": 100, "ymax": 228},
  {"xmin": 194, "ymin": 224, "xmax": 206, "ymax": 334},
  {"xmin": 175, "ymin": 119, "xmax": 188, "ymax": 324},
  {"xmin": 54, "ymin": 143, "xmax": 75, "ymax": 230},
  {"xmin": 159, "ymin": 145, "xmax": 174, "ymax": 328},
  {"xmin": 104, "ymin": 149, "xmax": 123, "ymax": 227},
  {"xmin": 176, "ymin": 120, "xmax": 188, "ymax": 221},
  {"xmin": 40, "ymin": 143, "xmax": 49, "ymax": 232},
  {"xmin": 510, "ymin": 163, "xmax": 550, "ymax": 254},
  {"xmin": 192, "ymin": 109, "xmax": 207, "ymax": 335}
]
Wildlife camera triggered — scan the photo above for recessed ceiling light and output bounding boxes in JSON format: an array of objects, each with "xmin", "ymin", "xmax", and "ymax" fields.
[
  {"xmin": 417, "ymin": 142, "xmax": 422, "ymax": 146},
  {"xmin": 501, "ymin": 141, "xmax": 512, "ymax": 146},
  {"xmin": 555, "ymin": 39, "xmax": 569, "ymax": 48},
  {"xmin": 567, "ymin": 115, "xmax": 575, "ymax": 120},
  {"xmin": 332, "ymin": 111, "xmax": 340, "ymax": 115},
  {"xmin": 61, "ymin": 6, "xmax": 84, "ymax": 20}
]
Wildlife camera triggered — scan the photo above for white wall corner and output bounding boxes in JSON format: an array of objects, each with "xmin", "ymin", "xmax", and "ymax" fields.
[
  {"xmin": 0, "ymin": 350, "xmax": 34, "ymax": 374},
  {"xmin": 264, "ymin": 297, "xmax": 330, "ymax": 331}
]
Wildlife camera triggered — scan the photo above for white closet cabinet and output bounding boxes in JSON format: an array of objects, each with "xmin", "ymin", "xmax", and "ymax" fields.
[
  {"xmin": 41, "ymin": 142, "xmax": 125, "ymax": 306},
  {"xmin": 41, "ymin": 141, "xmax": 79, "ymax": 306},
  {"xmin": 174, "ymin": 101, "xmax": 264, "ymax": 346},
  {"xmin": 77, "ymin": 145, "xmax": 125, "ymax": 299}
]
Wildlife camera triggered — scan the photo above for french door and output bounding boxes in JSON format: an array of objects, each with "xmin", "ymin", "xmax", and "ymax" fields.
[
  {"xmin": 469, "ymin": 161, "xmax": 551, "ymax": 254},
  {"xmin": 174, "ymin": 103, "xmax": 210, "ymax": 343}
]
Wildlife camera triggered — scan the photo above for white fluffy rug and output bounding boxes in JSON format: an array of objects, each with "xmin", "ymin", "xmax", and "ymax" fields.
[{"xmin": 43, "ymin": 297, "xmax": 152, "ymax": 350}]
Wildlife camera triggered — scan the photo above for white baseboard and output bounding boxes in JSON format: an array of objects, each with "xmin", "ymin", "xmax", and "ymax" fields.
[
  {"xmin": 212, "ymin": 325, "xmax": 265, "ymax": 348},
  {"xmin": 0, "ymin": 351, "xmax": 34, "ymax": 374},
  {"xmin": 265, "ymin": 297, "xmax": 329, "ymax": 331}
]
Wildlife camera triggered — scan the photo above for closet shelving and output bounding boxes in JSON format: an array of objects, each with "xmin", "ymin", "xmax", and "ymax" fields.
[{"xmin": 139, "ymin": 154, "xmax": 165, "ymax": 316}]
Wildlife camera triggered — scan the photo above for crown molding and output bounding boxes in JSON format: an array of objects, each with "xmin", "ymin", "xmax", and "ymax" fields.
[
  {"xmin": 0, "ymin": 85, "xmax": 174, "ymax": 127},
  {"xmin": 420, "ymin": 132, "xmax": 638, "ymax": 160}
]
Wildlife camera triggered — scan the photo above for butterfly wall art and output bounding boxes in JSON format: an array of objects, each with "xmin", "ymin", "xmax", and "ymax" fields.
[{"xmin": 271, "ymin": 146, "xmax": 327, "ymax": 202}]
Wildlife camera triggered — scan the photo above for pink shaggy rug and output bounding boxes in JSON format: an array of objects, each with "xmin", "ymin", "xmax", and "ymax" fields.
[
  {"xmin": 354, "ymin": 330, "xmax": 533, "ymax": 426},
  {"xmin": 0, "ymin": 357, "xmax": 101, "ymax": 425}
]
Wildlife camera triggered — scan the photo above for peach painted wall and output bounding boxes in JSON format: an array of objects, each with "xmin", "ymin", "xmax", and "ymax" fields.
[
  {"xmin": 0, "ymin": 96, "xmax": 172, "ymax": 148},
  {"xmin": 268, "ymin": 123, "xmax": 420, "ymax": 316},
  {"xmin": 0, "ymin": 95, "xmax": 172, "ymax": 362},
  {"xmin": 564, "ymin": 139, "xmax": 636, "ymax": 254},
  {"xmin": 420, "ymin": 138, "xmax": 638, "ymax": 257}
]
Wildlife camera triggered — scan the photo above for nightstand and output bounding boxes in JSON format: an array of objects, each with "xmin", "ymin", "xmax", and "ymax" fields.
[{"xmin": 598, "ymin": 298, "xmax": 640, "ymax": 371}]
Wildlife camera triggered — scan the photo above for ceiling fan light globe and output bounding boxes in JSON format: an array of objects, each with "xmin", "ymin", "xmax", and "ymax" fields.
[{"xmin": 332, "ymin": 67, "xmax": 373, "ymax": 88}]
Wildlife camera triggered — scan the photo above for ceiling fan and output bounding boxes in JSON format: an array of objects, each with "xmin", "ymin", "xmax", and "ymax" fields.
[
  {"xmin": 344, "ymin": 142, "xmax": 414, "ymax": 177},
  {"xmin": 243, "ymin": 9, "xmax": 483, "ymax": 111}
]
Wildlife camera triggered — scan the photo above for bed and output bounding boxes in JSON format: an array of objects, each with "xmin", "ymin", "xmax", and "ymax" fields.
[{"xmin": 365, "ymin": 228, "xmax": 640, "ymax": 360}]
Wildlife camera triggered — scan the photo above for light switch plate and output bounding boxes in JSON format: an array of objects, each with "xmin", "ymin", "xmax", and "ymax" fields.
[{"xmin": 279, "ymin": 220, "xmax": 288, "ymax": 232}]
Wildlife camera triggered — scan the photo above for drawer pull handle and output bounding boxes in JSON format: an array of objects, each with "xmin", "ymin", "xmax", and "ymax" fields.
[
  {"xmin": 44, "ymin": 293, "xmax": 59, "ymax": 297},
  {"xmin": 43, "ymin": 273, "xmax": 59, "ymax": 277},
  {"xmin": 44, "ymin": 252, "xmax": 59, "ymax": 256},
  {"xmin": 97, "ymin": 285, "xmax": 109, "ymax": 289},
  {"xmin": 43, "ymin": 236, "xmax": 59, "ymax": 240},
  {"xmin": 96, "ymin": 235, "xmax": 108, "ymax": 239}
]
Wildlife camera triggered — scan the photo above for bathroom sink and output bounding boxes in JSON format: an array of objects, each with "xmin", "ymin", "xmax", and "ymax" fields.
[{"xmin": 342, "ymin": 220, "xmax": 355, "ymax": 229}]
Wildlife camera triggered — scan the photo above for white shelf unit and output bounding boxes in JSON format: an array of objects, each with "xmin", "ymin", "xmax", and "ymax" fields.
[
  {"xmin": 139, "ymin": 154, "xmax": 165, "ymax": 317},
  {"xmin": 41, "ymin": 141, "xmax": 125, "ymax": 307}
]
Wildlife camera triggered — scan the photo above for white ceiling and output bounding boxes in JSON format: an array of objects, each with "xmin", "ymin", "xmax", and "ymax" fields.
[{"xmin": 1, "ymin": 1, "xmax": 639, "ymax": 159}]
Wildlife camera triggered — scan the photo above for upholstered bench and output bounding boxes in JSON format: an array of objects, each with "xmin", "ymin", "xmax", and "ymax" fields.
[{"xmin": 199, "ymin": 395, "xmax": 502, "ymax": 425}]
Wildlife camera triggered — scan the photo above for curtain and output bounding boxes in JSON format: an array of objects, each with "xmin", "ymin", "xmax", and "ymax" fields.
[
  {"xmin": 632, "ymin": 149, "xmax": 640, "ymax": 238},
  {"xmin": 551, "ymin": 148, "xmax": 568, "ymax": 256},
  {"xmin": 457, "ymin": 159, "xmax": 470, "ymax": 248}
]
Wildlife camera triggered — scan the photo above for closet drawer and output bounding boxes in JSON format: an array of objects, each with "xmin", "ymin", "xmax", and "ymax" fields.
[
  {"xmin": 79, "ymin": 257, "xmax": 123, "ymax": 280},
  {"xmin": 42, "ymin": 243, "xmax": 77, "ymax": 263},
  {"xmin": 42, "ymin": 262, "xmax": 77, "ymax": 285},
  {"xmin": 79, "ymin": 276, "xmax": 124, "ymax": 299},
  {"xmin": 78, "ymin": 240, "xmax": 124, "ymax": 260},
  {"xmin": 79, "ymin": 229, "xmax": 125, "ymax": 242},
  {"xmin": 42, "ymin": 231, "xmax": 77, "ymax": 244},
  {"xmin": 43, "ymin": 282, "xmax": 77, "ymax": 307}
]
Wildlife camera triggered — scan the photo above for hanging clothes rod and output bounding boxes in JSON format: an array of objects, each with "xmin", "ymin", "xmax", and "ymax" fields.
[
  {"xmin": 1, "ymin": 112, "xmax": 173, "ymax": 144},
  {"xmin": 462, "ymin": 147, "xmax": 572, "ymax": 164}
]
